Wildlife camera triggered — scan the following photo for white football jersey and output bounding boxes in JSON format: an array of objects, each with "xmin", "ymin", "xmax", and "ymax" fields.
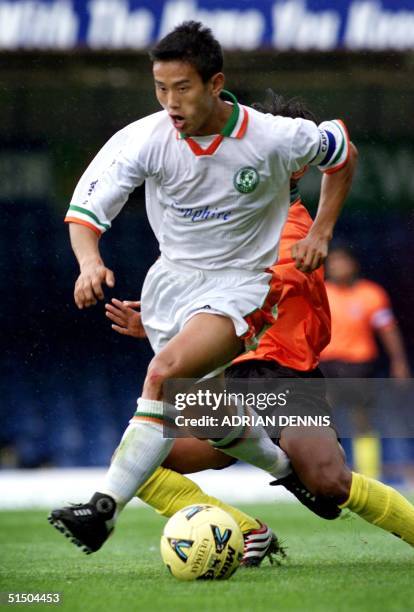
[{"xmin": 65, "ymin": 93, "xmax": 349, "ymax": 271}]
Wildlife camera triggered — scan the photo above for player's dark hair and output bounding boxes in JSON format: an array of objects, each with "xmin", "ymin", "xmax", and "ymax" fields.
[
  {"xmin": 253, "ymin": 89, "xmax": 318, "ymax": 124},
  {"xmin": 149, "ymin": 21, "xmax": 223, "ymax": 83}
]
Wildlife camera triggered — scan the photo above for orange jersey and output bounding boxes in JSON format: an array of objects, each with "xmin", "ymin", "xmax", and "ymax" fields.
[
  {"xmin": 320, "ymin": 279, "xmax": 395, "ymax": 363},
  {"xmin": 234, "ymin": 200, "xmax": 331, "ymax": 371}
]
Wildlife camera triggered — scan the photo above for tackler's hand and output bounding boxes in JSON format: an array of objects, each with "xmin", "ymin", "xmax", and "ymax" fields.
[{"xmin": 105, "ymin": 299, "xmax": 146, "ymax": 338}]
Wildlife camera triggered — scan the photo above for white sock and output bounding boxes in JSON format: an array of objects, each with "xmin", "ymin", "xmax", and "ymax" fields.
[
  {"xmin": 102, "ymin": 398, "xmax": 173, "ymax": 511},
  {"xmin": 210, "ymin": 407, "xmax": 291, "ymax": 478},
  {"xmin": 216, "ymin": 435, "xmax": 291, "ymax": 478}
]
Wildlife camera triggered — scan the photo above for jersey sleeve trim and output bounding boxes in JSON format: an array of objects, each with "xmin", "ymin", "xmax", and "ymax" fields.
[
  {"xmin": 319, "ymin": 120, "xmax": 350, "ymax": 174},
  {"xmin": 320, "ymin": 130, "xmax": 337, "ymax": 166},
  {"xmin": 371, "ymin": 307, "xmax": 396, "ymax": 329},
  {"xmin": 64, "ymin": 216, "xmax": 102, "ymax": 236},
  {"xmin": 65, "ymin": 204, "xmax": 111, "ymax": 233}
]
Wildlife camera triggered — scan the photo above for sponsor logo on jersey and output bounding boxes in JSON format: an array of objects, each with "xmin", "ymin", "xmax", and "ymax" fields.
[
  {"xmin": 234, "ymin": 167, "xmax": 259, "ymax": 193},
  {"xmin": 171, "ymin": 199, "xmax": 232, "ymax": 222}
]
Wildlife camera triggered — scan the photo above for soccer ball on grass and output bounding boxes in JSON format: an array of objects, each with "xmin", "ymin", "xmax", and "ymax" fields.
[{"xmin": 160, "ymin": 504, "xmax": 244, "ymax": 581}]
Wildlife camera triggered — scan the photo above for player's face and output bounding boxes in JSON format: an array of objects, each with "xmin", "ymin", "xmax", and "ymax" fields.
[
  {"xmin": 326, "ymin": 251, "xmax": 359, "ymax": 284},
  {"xmin": 153, "ymin": 61, "xmax": 221, "ymax": 136}
]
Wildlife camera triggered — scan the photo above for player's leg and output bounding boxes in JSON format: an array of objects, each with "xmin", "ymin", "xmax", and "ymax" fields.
[
  {"xmin": 280, "ymin": 426, "xmax": 414, "ymax": 546},
  {"xmin": 143, "ymin": 312, "xmax": 243, "ymax": 399},
  {"xmin": 137, "ymin": 440, "xmax": 285, "ymax": 566},
  {"xmin": 222, "ymin": 360, "xmax": 342, "ymax": 519},
  {"xmin": 49, "ymin": 313, "xmax": 289, "ymax": 553},
  {"xmin": 339, "ymin": 472, "xmax": 414, "ymax": 546},
  {"xmin": 163, "ymin": 437, "xmax": 235, "ymax": 473},
  {"xmin": 48, "ymin": 313, "xmax": 239, "ymax": 552},
  {"xmin": 104, "ymin": 313, "xmax": 289, "ymax": 504},
  {"xmin": 279, "ymin": 426, "xmax": 351, "ymax": 503},
  {"xmin": 139, "ymin": 464, "xmax": 255, "ymax": 529},
  {"xmin": 100, "ymin": 313, "xmax": 243, "ymax": 509}
]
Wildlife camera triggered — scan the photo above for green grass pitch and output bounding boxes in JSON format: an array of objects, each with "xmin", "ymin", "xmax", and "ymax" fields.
[{"xmin": 1, "ymin": 503, "xmax": 413, "ymax": 612}]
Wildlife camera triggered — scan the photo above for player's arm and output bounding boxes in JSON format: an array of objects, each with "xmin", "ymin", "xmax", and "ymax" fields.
[
  {"xmin": 288, "ymin": 119, "xmax": 358, "ymax": 272},
  {"xmin": 293, "ymin": 141, "xmax": 358, "ymax": 272},
  {"xmin": 65, "ymin": 128, "xmax": 147, "ymax": 308},
  {"xmin": 69, "ymin": 224, "xmax": 115, "ymax": 309},
  {"xmin": 367, "ymin": 287, "xmax": 411, "ymax": 379},
  {"xmin": 377, "ymin": 324, "xmax": 411, "ymax": 379}
]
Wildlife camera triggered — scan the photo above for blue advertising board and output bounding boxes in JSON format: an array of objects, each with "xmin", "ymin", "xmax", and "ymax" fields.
[{"xmin": 1, "ymin": 0, "xmax": 414, "ymax": 50}]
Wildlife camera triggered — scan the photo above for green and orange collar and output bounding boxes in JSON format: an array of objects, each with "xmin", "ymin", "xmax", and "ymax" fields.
[{"xmin": 178, "ymin": 90, "xmax": 248, "ymax": 156}]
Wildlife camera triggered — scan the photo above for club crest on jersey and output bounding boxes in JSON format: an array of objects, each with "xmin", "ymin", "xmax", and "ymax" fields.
[
  {"xmin": 234, "ymin": 167, "xmax": 259, "ymax": 194},
  {"xmin": 211, "ymin": 525, "xmax": 232, "ymax": 553}
]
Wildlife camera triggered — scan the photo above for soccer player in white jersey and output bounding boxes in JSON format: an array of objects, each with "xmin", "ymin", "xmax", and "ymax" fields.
[{"xmin": 49, "ymin": 21, "xmax": 357, "ymax": 554}]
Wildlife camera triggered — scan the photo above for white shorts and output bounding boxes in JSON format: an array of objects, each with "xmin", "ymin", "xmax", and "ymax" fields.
[{"xmin": 140, "ymin": 255, "xmax": 280, "ymax": 356}]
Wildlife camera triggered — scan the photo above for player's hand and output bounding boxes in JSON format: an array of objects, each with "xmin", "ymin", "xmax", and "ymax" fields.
[
  {"xmin": 105, "ymin": 299, "xmax": 146, "ymax": 338},
  {"xmin": 291, "ymin": 233, "xmax": 330, "ymax": 273},
  {"xmin": 74, "ymin": 258, "xmax": 115, "ymax": 309}
]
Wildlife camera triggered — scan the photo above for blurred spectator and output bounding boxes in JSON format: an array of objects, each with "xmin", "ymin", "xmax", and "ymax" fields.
[
  {"xmin": 320, "ymin": 246, "xmax": 411, "ymax": 480},
  {"xmin": 321, "ymin": 246, "xmax": 410, "ymax": 379}
]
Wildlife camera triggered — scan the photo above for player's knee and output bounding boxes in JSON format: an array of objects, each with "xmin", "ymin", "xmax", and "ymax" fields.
[
  {"xmin": 145, "ymin": 355, "xmax": 180, "ymax": 389},
  {"xmin": 312, "ymin": 461, "xmax": 351, "ymax": 503},
  {"xmin": 145, "ymin": 362, "xmax": 168, "ymax": 390}
]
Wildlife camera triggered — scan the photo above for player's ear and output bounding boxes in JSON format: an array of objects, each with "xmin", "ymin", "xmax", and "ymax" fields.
[{"xmin": 210, "ymin": 72, "xmax": 225, "ymax": 97}]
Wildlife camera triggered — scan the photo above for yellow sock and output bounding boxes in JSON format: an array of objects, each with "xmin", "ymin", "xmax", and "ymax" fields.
[
  {"xmin": 352, "ymin": 435, "xmax": 381, "ymax": 479},
  {"xmin": 339, "ymin": 471, "xmax": 414, "ymax": 546},
  {"xmin": 137, "ymin": 466, "xmax": 260, "ymax": 533}
]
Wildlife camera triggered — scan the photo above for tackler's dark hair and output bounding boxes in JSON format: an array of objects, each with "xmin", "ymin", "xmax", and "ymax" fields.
[{"xmin": 253, "ymin": 89, "xmax": 318, "ymax": 124}]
